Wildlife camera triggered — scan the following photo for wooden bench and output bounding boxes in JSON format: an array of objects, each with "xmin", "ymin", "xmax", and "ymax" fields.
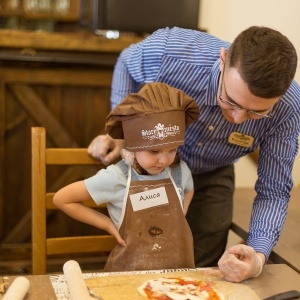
[{"xmin": 231, "ymin": 187, "xmax": 300, "ymax": 274}]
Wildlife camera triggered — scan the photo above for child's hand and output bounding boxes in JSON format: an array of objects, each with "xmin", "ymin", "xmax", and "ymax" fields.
[
  {"xmin": 105, "ymin": 221, "xmax": 127, "ymax": 247},
  {"xmin": 114, "ymin": 234, "xmax": 127, "ymax": 247}
]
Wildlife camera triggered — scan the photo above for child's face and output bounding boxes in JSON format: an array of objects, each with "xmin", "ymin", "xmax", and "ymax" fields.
[{"xmin": 135, "ymin": 146, "xmax": 178, "ymax": 175}]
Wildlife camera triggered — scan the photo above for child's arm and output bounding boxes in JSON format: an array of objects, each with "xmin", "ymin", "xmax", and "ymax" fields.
[
  {"xmin": 53, "ymin": 181, "xmax": 126, "ymax": 246},
  {"xmin": 183, "ymin": 188, "xmax": 194, "ymax": 216}
]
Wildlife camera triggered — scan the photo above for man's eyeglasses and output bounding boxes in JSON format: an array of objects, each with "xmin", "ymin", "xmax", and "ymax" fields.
[{"xmin": 218, "ymin": 65, "xmax": 273, "ymax": 119}]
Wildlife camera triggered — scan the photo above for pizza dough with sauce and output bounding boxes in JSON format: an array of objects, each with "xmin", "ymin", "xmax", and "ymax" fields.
[
  {"xmin": 137, "ymin": 276, "xmax": 225, "ymax": 299},
  {"xmin": 85, "ymin": 269, "xmax": 260, "ymax": 300}
]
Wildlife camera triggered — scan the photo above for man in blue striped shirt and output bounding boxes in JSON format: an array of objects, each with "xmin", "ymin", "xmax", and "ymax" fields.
[{"xmin": 88, "ymin": 26, "xmax": 300, "ymax": 282}]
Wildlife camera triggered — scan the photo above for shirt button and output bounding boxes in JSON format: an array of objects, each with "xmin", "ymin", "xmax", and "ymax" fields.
[
  {"xmin": 208, "ymin": 125, "xmax": 214, "ymax": 131},
  {"xmin": 197, "ymin": 142, "xmax": 203, "ymax": 147}
]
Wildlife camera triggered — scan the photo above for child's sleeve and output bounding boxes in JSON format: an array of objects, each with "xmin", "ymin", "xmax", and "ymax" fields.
[
  {"xmin": 84, "ymin": 164, "xmax": 127, "ymax": 205},
  {"xmin": 180, "ymin": 160, "xmax": 194, "ymax": 193}
]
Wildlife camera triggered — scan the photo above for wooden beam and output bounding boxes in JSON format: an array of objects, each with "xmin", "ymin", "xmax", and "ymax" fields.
[
  {"xmin": 0, "ymin": 82, "xmax": 5, "ymax": 239},
  {"xmin": 8, "ymin": 84, "xmax": 78, "ymax": 147},
  {"xmin": 1, "ymin": 68, "xmax": 113, "ymax": 87},
  {"xmin": 0, "ymin": 30, "xmax": 142, "ymax": 53}
]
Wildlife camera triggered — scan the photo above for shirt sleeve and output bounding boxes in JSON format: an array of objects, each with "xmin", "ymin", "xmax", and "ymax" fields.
[
  {"xmin": 84, "ymin": 164, "xmax": 126, "ymax": 205},
  {"xmin": 111, "ymin": 28, "xmax": 170, "ymax": 109},
  {"xmin": 248, "ymin": 109, "xmax": 300, "ymax": 259},
  {"xmin": 180, "ymin": 160, "xmax": 194, "ymax": 193},
  {"xmin": 84, "ymin": 164, "xmax": 127, "ymax": 227}
]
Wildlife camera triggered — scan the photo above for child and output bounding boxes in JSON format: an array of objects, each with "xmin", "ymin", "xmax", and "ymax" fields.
[{"xmin": 53, "ymin": 82, "xmax": 200, "ymax": 271}]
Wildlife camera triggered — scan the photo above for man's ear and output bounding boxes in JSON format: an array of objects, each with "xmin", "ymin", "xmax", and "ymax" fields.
[{"xmin": 220, "ymin": 48, "xmax": 227, "ymax": 70}]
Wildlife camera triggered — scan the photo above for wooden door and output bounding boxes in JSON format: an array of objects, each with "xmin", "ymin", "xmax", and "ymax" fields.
[{"xmin": 0, "ymin": 60, "xmax": 113, "ymax": 245}]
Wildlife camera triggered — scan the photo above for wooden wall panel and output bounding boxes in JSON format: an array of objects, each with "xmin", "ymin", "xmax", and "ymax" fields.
[{"xmin": 1, "ymin": 65, "xmax": 112, "ymax": 243}]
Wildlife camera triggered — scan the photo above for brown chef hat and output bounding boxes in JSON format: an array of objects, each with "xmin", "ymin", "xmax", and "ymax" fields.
[{"xmin": 105, "ymin": 82, "xmax": 200, "ymax": 152}]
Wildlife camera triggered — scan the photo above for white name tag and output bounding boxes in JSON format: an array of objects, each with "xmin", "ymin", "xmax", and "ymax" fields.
[{"xmin": 130, "ymin": 186, "xmax": 169, "ymax": 212}]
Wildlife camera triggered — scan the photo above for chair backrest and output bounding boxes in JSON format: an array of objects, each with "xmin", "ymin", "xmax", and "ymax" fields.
[{"xmin": 31, "ymin": 127, "xmax": 116, "ymax": 275}]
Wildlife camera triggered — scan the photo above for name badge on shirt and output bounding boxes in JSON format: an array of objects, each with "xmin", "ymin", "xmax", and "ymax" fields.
[
  {"xmin": 228, "ymin": 132, "xmax": 254, "ymax": 148},
  {"xmin": 130, "ymin": 186, "xmax": 169, "ymax": 212}
]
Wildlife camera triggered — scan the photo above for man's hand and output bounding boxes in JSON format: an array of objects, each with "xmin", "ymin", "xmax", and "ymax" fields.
[
  {"xmin": 87, "ymin": 134, "xmax": 124, "ymax": 165},
  {"xmin": 218, "ymin": 244, "xmax": 264, "ymax": 282}
]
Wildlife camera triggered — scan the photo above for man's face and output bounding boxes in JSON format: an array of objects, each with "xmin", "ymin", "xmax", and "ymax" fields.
[{"xmin": 217, "ymin": 64, "xmax": 280, "ymax": 124}]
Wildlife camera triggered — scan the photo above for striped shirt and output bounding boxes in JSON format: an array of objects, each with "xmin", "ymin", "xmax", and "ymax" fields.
[{"xmin": 110, "ymin": 27, "xmax": 300, "ymax": 259}]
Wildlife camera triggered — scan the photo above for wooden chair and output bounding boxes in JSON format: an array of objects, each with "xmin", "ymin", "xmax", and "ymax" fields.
[{"xmin": 31, "ymin": 127, "xmax": 116, "ymax": 275}]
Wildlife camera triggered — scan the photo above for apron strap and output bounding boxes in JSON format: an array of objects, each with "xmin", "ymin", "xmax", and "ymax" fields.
[
  {"xmin": 117, "ymin": 165, "xmax": 132, "ymax": 229},
  {"xmin": 166, "ymin": 168, "xmax": 183, "ymax": 209}
]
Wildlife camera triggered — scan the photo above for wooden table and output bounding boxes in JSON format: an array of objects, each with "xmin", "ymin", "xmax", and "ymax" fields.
[
  {"xmin": 231, "ymin": 187, "xmax": 300, "ymax": 273},
  {"xmin": 1, "ymin": 264, "xmax": 300, "ymax": 299},
  {"xmin": 0, "ymin": 274, "xmax": 57, "ymax": 300}
]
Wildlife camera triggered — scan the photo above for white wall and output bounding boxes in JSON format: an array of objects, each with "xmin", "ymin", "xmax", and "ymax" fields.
[{"xmin": 198, "ymin": 0, "xmax": 300, "ymax": 188}]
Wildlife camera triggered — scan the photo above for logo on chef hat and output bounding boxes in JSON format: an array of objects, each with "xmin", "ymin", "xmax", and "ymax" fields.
[{"xmin": 141, "ymin": 123, "xmax": 181, "ymax": 141}]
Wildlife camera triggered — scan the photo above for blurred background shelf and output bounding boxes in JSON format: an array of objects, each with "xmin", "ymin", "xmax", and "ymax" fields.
[{"xmin": 0, "ymin": 0, "xmax": 80, "ymax": 32}]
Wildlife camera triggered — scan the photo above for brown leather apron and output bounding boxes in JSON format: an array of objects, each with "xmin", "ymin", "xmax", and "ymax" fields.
[{"xmin": 104, "ymin": 168, "xmax": 195, "ymax": 272}]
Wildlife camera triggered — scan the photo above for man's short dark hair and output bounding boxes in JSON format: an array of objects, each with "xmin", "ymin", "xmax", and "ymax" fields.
[{"xmin": 227, "ymin": 26, "xmax": 297, "ymax": 98}]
